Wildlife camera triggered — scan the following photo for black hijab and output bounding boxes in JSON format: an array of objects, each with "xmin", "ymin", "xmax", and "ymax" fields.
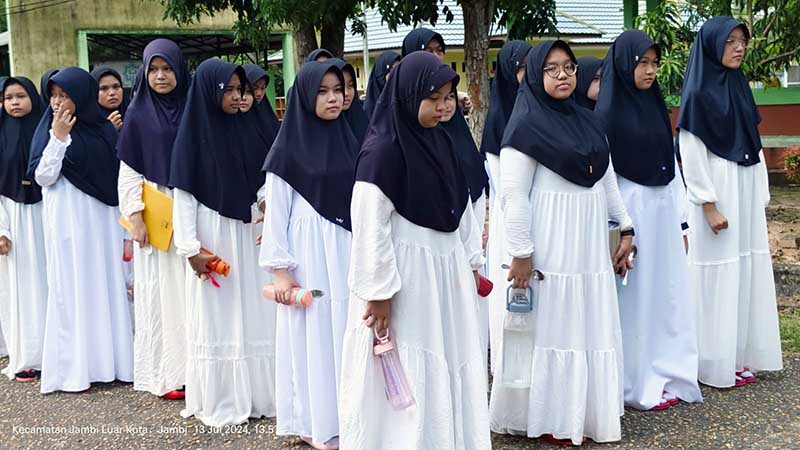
[
  {"xmin": 262, "ymin": 61, "xmax": 359, "ymax": 230},
  {"xmin": 331, "ymin": 59, "xmax": 370, "ymax": 144},
  {"xmin": 356, "ymin": 51, "xmax": 467, "ymax": 232},
  {"xmin": 39, "ymin": 69, "xmax": 58, "ymax": 104},
  {"xmin": 168, "ymin": 58, "xmax": 258, "ymax": 222},
  {"xmin": 595, "ymin": 30, "xmax": 675, "ymax": 186},
  {"xmin": 501, "ymin": 41, "xmax": 609, "ymax": 187},
  {"xmin": 116, "ymin": 39, "xmax": 190, "ymax": 186},
  {"xmin": 401, "ymin": 28, "xmax": 445, "ymax": 57},
  {"xmin": 677, "ymin": 16, "xmax": 761, "ymax": 166},
  {"xmin": 0, "ymin": 77, "xmax": 44, "ymax": 204},
  {"xmin": 364, "ymin": 50, "xmax": 400, "ymax": 119},
  {"xmin": 306, "ymin": 48, "xmax": 334, "ymax": 63},
  {"xmin": 242, "ymin": 64, "xmax": 281, "ymax": 145},
  {"xmin": 480, "ymin": 40, "xmax": 531, "ymax": 156},
  {"xmin": 575, "ymin": 56, "xmax": 603, "ymax": 110},
  {"xmin": 28, "ymin": 67, "xmax": 121, "ymax": 206},
  {"xmin": 90, "ymin": 67, "xmax": 129, "ymax": 118},
  {"xmin": 403, "ymin": 28, "xmax": 488, "ymax": 202}
]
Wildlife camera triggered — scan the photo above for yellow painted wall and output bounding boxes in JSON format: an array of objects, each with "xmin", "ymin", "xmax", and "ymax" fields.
[
  {"xmin": 7, "ymin": 0, "xmax": 242, "ymax": 82},
  {"xmin": 343, "ymin": 43, "xmax": 608, "ymax": 93}
]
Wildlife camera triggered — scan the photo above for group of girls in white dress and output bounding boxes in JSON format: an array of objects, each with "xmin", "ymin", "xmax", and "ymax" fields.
[{"xmin": 0, "ymin": 14, "xmax": 784, "ymax": 449}]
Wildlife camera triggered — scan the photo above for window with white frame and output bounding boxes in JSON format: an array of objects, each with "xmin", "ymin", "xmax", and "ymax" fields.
[{"xmin": 787, "ymin": 65, "xmax": 800, "ymax": 86}]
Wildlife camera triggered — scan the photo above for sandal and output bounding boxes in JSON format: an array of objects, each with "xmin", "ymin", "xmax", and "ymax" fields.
[
  {"xmin": 737, "ymin": 369, "xmax": 757, "ymax": 384},
  {"xmin": 300, "ymin": 436, "xmax": 339, "ymax": 450},
  {"xmin": 15, "ymin": 370, "xmax": 37, "ymax": 382}
]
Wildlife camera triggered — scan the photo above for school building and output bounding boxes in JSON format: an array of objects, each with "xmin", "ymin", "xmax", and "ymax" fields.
[{"xmin": 2, "ymin": 0, "xmax": 799, "ymax": 178}]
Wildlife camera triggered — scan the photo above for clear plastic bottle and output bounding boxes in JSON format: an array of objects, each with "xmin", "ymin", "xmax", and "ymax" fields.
[
  {"xmin": 373, "ymin": 329, "xmax": 415, "ymax": 410},
  {"xmin": 501, "ymin": 270, "xmax": 543, "ymax": 389}
]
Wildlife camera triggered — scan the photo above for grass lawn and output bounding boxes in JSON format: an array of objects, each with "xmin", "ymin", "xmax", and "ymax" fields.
[{"xmin": 781, "ymin": 309, "xmax": 800, "ymax": 352}]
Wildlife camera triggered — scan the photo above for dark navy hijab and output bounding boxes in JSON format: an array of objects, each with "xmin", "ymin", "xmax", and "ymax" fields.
[
  {"xmin": 39, "ymin": 69, "xmax": 58, "ymax": 104},
  {"xmin": 678, "ymin": 16, "xmax": 761, "ymax": 166},
  {"xmin": 242, "ymin": 64, "xmax": 281, "ymax": 146},
  {"xmin": 262, "ymin": 61, "xmax": 359, "ymax": 230},
  {"xmin": 306, "ymin": 48, "xmax": 334, "ymax": 63},
  {"xmin": 169, "ymin": 58, "xmax": 258, "ymax": 222},
  {"xmin": 28, "ymin": 67, "xmax": 120, "ymax": 206},
  {"xmin": 575, "ymin": 56, "xmax": 603, "ymax": 110},
  {"xmin": 501, "ymin": 41, "xmax": 609, "ymax": 187},
  {"xmin": 90, "ymin": 67, "xmax": 129, "ymax": 118},
  {"xmin": 0, "ymin": 77, "xmax": 44, "ymax": 204},
  {"xmin": 364, "ymin": 50, "xmax": 400, "ymax": 119},
  {"xmin": 117, "ymin": 39, "xmax": 190, "ymax": 186},
  {"xmin": 480, "ymin": 40, "xmax": 531, "ymax": 156},
  {"xmin": 403, "ymin": 28, "xmax": 488, "ymax": 202},
  {"xmin": 331, "ymin": 59, "xmax": 370, "ymax": 144},
  {"xmin": 595, "ymin": 30, "xmax": 675, "ymax": 186},
  {"xmin": 401, "ymin": 28, "xmax": 445, "ymax": 57},
  {"xmin": 356, "ymin": 51, "xmax": 468, "ymax": 232}
]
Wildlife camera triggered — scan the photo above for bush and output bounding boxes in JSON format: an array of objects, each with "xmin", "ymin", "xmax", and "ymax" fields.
[{"xmin": 785, "ymin": 146, "xmax": 800, "ymax": 185}]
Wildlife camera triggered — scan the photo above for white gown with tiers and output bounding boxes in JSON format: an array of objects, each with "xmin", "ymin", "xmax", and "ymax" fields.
[
  {"xmin": 339, "ymin": 181, "xmax": 490, "ymax": 450},
  {"xmin": 679, "ymin": 130, "xmax": 782, "ymax": 388},
  {"xmin": 489, "ymin": 147, "xmax": 631, "ymax": 445}
]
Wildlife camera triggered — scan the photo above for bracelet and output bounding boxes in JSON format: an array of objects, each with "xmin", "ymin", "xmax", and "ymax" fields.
[{"xmin": 620, "ymin": 228, "xmax": 635, "ymax": 238}]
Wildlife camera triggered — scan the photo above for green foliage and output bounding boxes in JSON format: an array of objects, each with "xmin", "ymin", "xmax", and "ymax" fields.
[
  {"xmin": 635, "ymin": 0, "xmax": 800, "ymax": 106},
  {"xmin": 785, "ymin": 146, "xmax": 800, "ymax": 185}
]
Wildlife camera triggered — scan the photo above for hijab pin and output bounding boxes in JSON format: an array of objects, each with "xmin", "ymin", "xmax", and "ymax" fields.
[
  {"xmin": 589, "ymin": 164, "xmax": 593, "ymax": 174},
  {"xmin": 218, "ymin": 82, "xmax": 225, "ymax": 90},
  {"xmin": 634, "ymin": 55, "xmax": 639, "ymax": 62},
  {"xmin": 430, "ymin": 85, "xmax": 436, "ymax": 91}
]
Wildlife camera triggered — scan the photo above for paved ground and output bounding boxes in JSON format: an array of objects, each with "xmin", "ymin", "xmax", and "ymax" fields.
[{"xmin": 0, "ymin": 354, "xmax": 798, "ymax": 450}]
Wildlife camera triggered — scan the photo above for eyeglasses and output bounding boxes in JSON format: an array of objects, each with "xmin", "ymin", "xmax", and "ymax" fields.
[
  {"xmin": 725, "ymin": 38, "xmax": 750, "ymax": 49},
  {"xmin": 543, "ymin": 62, "xmax": 578, "ymax": 78}
]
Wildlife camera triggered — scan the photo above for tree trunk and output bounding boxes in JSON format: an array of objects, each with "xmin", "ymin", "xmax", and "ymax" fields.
[
  {"xmin": 461, "ymin": 0, "xmax": 495, "ymax": 147},
  {"xmin": 293, "ymin": 23, "xmax": 319, "ymax": 70},
  {"xmin": 320, "ymin": 20, "xmax": 347, "ymax": 57}
]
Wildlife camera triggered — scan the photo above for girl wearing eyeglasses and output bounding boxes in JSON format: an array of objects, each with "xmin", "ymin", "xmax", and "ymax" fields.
[
  {"xmin": 491, "ymin": 40, "xmax": 634, "ymax": 446},
  {"xmin": 678, "ymin": 17, "xmax": 783, "ymax": 389}
]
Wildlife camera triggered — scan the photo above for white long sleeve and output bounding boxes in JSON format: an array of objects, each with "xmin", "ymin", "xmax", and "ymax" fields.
[
  {"xmin": 33, "ymin": 131, "xmax": 71, "ymax": 188},
  {"xmin": 757, "ymin": 149, "xmax": 770, "ymax": 207},
  {"xmin": 258, "ymin": 173, "xmax": 297, "ymax": 271},
  {"xmin": 117, "ymin": 162, "xmax": 145, "ymax": 219},
  {"xmin": 0, "ymin": 199, "xmax": 9, "ymax": 240},
  {"xmin": 500, "ymin": 146, "xmax": 536, "ymax": 258},
  {"xmin": 679, "ymin": 130, "xmax": 719, "ymax": 205},
  {"xmin": 462, "ymin": 197, "xmax": 485, "ymax": 270},
  {"xmin": 348, "ymin": 181, "xmax": 402, "ymax": 303},
  {"xmin": 172, "ymin": 188, "xmax": 201, "ymax": 258},
  {"xmin": 602, "ymin": 160, "xmax": 633, "ymax": 230}
]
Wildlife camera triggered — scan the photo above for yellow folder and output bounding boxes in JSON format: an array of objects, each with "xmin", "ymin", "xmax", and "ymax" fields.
[{"xmin": 119, "ymin": 183, "xmax": 174, "ymax": 252}]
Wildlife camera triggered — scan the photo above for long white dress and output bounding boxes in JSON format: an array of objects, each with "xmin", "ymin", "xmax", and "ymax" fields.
[
  {"xmin": 35, "ymin": 132, "xmax": 134, "ymax": 393},
  {"xmin": 118, "ymin": 162, "xmax": 187, "ymax": 396},
  {"xmin": 339, "ymin": 181, "xmax": 490, "ymax": 450},
  {"xmin": 615, "ymin": 158, "xmax": 703, "ymax": 409},
  {"xmin": 486, "ymin": 152, "xmax": 510, "ymax": 374},
  {"xmin": 679, "ymin": 130, "xmax": 783, "ymax": 388},
  {"xmin": 173, "ymin": 188, "xmax": 276, "ymax": 426},
  {"xmin": 489, "ymin": 148, "xmax": 631, "ymax": 445},
  {"xmin": 259, "ymin": 173, "xmax": 350, "ymax": 445},
  {"xmin": 0, "ymin": 196, "xmax": 47, "ymax": 379}
]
